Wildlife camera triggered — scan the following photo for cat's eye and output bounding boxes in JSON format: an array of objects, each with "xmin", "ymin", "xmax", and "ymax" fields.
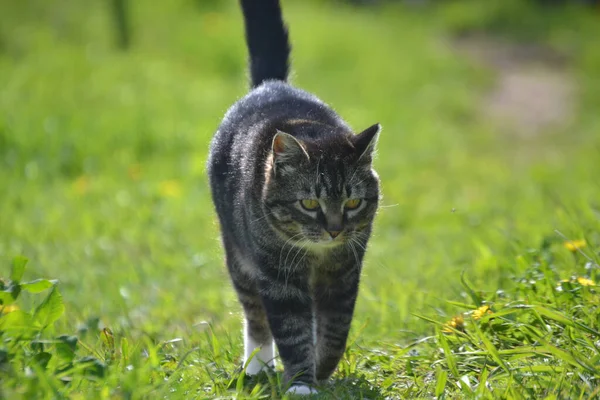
[
  {"xmin": 345, "ymin": 199, "xmax": 362, "ymax": 210},
  {"xmin": 300, "ymin": 199, "xmax": 320, "ymax": 211}
]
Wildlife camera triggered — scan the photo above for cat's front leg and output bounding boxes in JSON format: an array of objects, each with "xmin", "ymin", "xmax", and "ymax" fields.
[
  {"xmin": 258, "ymin": 266, "xmax": 316, "ymax": 386},
  {"xmin": 225, "ymin": 247, "xmax": 275, "ymax": 375},
  {"xmin": 314, "ymin": 265, "xmax": 360, "ymax": 381}
]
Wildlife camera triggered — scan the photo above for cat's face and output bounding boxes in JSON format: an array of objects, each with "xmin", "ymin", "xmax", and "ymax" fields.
[{"xmin": 262, "ymin": 124, "xmax": 380, "ymax": 249}]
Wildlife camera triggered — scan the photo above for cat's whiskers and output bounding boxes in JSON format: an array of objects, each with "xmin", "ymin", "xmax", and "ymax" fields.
[
  {"xmin": 208, "ymin": 0, "xmax": 381, "ymax": 385},
  {"xmin": 356, "ymin": 238, "xmax": 369, "ymax": 252},
  {"xmin": 288, "ymin": 239, "xmax": 308, "ymax": 269},
  {"xmin": 251, "ymin": 210, "xmax": 277, "ymax": 224},
  {"xmin": 283, "ymin": 240, "xmax": 309, "ymax": 290},
  {"xmin": 351, "ymin": 232, "xmax": 391, "ymax": 273},
  {"xmin": 347, "ymin": 239, "xmax": 360, "ymax": 267},
  {"xmin": 277, "ymin": 232, "xmax": 305, "ymax": 281},
  {"xmin": 282, "ymin": 233, "xmax": 305, "ymax": 268},
  {"xmin": 282, "ymin": 241, "xmax": 301, "ymax": 287}
]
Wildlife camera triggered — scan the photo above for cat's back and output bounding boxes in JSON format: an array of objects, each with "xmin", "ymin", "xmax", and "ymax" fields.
[
  {"xmin": 208, "ymin": 81, "xmax": 345, "ymax": 182},
  {"xmin": 217, "ymin": 81, "xmax": 341, "ymax": 141}
]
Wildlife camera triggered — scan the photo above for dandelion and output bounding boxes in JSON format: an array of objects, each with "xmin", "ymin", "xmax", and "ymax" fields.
[
  {"xmin": 159, "ymin": 180, "xmax": 182, "ymax": 198},
  {"xmin": 442, "ymin": 315, "xmax": 465, "ymax": 333},
  {"xmin": 576, "ymin": 277, "xmax": 595, "ymax": 286},
  {"xmin": 557, "ymin": 277, "xmax": 595, "ymax": 291},
  {"xmin": 1, "ymin": 304, "xmax": 19, "ymax": 314},
  {"xmin": 472, "ymin": 305, "xmax": 493, "ymax": 320},
  {"xmin": 564, "ymin": 239, "xmax": 586, "ymax": 252}
]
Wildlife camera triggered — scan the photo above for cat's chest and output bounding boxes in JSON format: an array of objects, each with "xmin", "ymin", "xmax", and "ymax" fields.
[{"xmin": 305, "ymin": 247, "xmax": 352, "ymax": 279}]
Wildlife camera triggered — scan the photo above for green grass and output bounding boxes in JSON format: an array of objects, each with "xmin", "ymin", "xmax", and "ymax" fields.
[{"xmin": 1, "ymin": 0, "xmax": 600, "ymax": 398}]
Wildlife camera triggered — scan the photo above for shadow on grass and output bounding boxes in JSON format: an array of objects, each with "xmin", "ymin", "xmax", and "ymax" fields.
[
  {"xmin": 234, "ymin": 370, "xmax": 385, "ymax": 399},
  {"xmin": 323, "ymin": 375, "xmax": 385, "ymax": 399}
]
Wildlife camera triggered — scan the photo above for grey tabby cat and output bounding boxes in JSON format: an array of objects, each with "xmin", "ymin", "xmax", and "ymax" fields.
[{"xmin": 207, "ymin": 0, "xmax": 381, "ymax": 394}]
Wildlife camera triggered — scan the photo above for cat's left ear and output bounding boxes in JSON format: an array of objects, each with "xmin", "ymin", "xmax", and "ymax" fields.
[{"xmin": 353, "ymin": 123, "xmax": 381, "ymax": 163}]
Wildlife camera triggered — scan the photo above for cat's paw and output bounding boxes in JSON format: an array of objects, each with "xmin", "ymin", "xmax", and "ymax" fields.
[
  {"xmin": 245, "ymin": 361, "xmax": 273, "ymax": 376},
  {"xmin": 286, "ymin": 384, "xmax": 318, "ymax": 396}
]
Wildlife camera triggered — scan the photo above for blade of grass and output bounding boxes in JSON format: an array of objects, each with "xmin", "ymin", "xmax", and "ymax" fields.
[
  {"xmin": 532, "ymin": 305, "xmax": 600, "ymax": 337},
  {"xmin": 521, "ymin": 326, "xmax": 597, "ymax": 374},
  {"xmin": 435, "ymin": 366, "xmax": 448, "ymax": 398},
  {"xmin": 438, "ymin": 329, "xmax": 459, "ymax": 378},
  {"xmin": 461, "ymin": 271, "xmax": 482, "ymax": 307},
  {"xmin": 470, "ymin": 319, "xmax": 510, "ymax": 375}
]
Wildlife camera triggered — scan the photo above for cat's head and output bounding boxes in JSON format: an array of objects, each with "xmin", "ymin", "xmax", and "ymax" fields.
[{"xmin": 262, "ymin": 123, "xmax": 380, "ymax": 249}]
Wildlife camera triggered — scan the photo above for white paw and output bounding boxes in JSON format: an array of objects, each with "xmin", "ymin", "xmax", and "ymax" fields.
[
  {"xmin": 286, "ymin": 384, "xmax": 318, "ymax": 396},
  {"xmin": 244, "ymin": 334, "xmax": 275, "ymax": 375},
  {"xmin": 245, "ymin": 357, "xmax": 274, "ymax": 375}
]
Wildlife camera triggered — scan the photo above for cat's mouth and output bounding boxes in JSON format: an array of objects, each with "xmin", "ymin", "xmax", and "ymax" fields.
[{"xmin": 302, "ymin": 231, "xmax": 346, "ymax": 248}]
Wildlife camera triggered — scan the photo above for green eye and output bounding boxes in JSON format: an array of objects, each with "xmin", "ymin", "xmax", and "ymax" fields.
[
  {"xmin": 345, "ymin": 199, "xmax": 362, "ymax": 210},
  {"xmin": 300, "ymin": 199, "xmax": 320, "ymax": 211}
]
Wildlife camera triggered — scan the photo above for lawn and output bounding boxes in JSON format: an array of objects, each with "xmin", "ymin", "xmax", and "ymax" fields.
[{"xmin": 1, "ymin": 0, "xmax": 600, "ymax": 398}]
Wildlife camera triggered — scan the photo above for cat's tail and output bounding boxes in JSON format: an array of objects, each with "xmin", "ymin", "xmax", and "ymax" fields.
[{"xmin": 239, "ymin": 0, "xmax": 290, "ymax": 88}]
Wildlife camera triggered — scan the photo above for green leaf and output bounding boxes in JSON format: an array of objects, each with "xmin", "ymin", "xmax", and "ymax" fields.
[
  {"xmin": 56, "ymin": 335, "xmax": 78, "ymax": 362},
  {"xmin": 412, "ymin": 313, "xmax": 444, "ymax": 326},
  {"xmin": 475, "ymin": 368, "xmax": 490, "ymax": 396},
  {"xmin": 33, "ymin": 352, "xmax": 52, "ymax": 369},
  {"xmin": 532, "ymin": 305, "xmax": 600, "ymax": 337},
  {"xmin": 435, "ymin": 366, "xmax": 448, "ymax": 397},
  {"xmin": 34, "ymin": 287, "xmax": 65, "ymax": 329},
  {"xmin": 75, "ymin": 356, "xmax": 107, "ymax": 379},
  {"xmin": 438, "ymin": 330, "xmax": 459, "ymax": 378},
  {"xmin": 236, "ymin": 363, "xmax": 246, "ymax": 393},
  {"xmin": 0, "ymin": 282, "xmax": 21, "ymax": 305},
  {"xmin": 120, "ymin": 337, "xmax": 129, "ymax": 362},
  {"xmin": 460, "ymin": 271, "xmax": 481, "ymax": 307},
  {"xmin": 0, "ymin": 288, "xmax": 16, "ymax": 305},
  {"xmin": 0, "ymin": 310, "xmax": 37, "ymax": 335},
  {"xmin": 10, "ymin": 256, "xmax": 28, "ymax": 283},
  {"xmin": 445, "ymin": 300, "xmax": 477, "ymax": 310},
  {"xmin": 21, "ymin": 279, "xmax": 57, "ymax": 293},
  {"xmin": 521, "ymin": 326, "xmax": 597, "ymax": 374},
  {"xmin": 471, "ymin": 318, "xmax": 511, "ymax": 375}
]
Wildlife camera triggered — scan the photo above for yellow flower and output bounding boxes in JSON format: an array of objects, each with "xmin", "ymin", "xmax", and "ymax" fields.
[
  {"xmin": 442, "ymin": 315, "xmax": 465, "ymax": 333},
  {"xmin": 472, "ymin": 305, "xmax": 493, "ymax": 320},
  {"xmin": 159, "ymin": 180, "xmax": 182, "ymax": 198},
  {"xmin": 576, "ymin": 277, "xmax": 595, "ymax": 286},
  {"xmin": 564, "ymin": 239, "xmax": 586, "ymax": 252},
  {"xmin": 1, "ymin": 304, "xmax": 19, "ymax": 314}
]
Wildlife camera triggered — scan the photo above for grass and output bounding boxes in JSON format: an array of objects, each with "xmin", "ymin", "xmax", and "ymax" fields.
[{"xmin": 1, "ymin": 0, "xmax": 600, "ymax": 398}]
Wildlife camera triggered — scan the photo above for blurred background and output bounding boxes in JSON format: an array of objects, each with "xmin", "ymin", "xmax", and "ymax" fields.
[{"xmin": 1, "ymin": 0, "xmax": 599, "ymax": 340}]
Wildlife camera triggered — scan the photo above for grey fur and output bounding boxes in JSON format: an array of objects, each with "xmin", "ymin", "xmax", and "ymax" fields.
[
  {"xmin": 208, "ymin": 82, "xmax": 380, "ymax": 386},
  {"xmin": 207, "ymin": 0, "xmax": 380, "ymax": 389}
]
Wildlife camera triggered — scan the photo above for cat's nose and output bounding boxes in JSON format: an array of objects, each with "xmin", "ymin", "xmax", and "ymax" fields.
[{"xmin": 328, "ymin": 230, "xmax": 341, "ymax": 239}]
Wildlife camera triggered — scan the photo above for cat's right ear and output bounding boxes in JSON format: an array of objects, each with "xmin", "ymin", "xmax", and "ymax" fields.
[
  {"xmin": 353, "ymin": 123, "xmax": 381, "ymax": 163},
  {"xmin": 271, "ymin": 131, "xmax": 309, "ymax": 173}
]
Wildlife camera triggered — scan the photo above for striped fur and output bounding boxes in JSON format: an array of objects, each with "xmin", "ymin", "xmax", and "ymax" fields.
[{"xmin": 207, "ymin": 0, "xmax": 380, "ymax": 389}]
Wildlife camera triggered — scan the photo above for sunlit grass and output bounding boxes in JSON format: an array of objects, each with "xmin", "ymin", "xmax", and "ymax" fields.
[{"xmin": 1, "ymin": 0, "xmax": 600, "ymax": 398}]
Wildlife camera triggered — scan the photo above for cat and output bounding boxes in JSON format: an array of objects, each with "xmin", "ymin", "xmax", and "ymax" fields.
[{"xmin": 207, "ymin": 0, "xmax": 381, "ymax": 394}]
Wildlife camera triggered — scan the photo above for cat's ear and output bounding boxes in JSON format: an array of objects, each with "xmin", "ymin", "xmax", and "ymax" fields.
[
  {"xmin": 353, "ymin": 123, "xmax": 381, "ymax": 163},
  {"xmin": 271, "ymin": 130, "xmax": 310, "ymax": 171}
]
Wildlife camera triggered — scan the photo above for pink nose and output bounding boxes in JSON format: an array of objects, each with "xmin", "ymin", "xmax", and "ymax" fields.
[{"xmin": 328, "ymin": 230, "xmax": 341, "ymax": 239}]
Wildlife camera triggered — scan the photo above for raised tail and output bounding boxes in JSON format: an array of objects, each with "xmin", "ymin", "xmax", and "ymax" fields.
[{"xmin": 239, "ymin": 0, "xmax": 290, "ymax": 88}]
